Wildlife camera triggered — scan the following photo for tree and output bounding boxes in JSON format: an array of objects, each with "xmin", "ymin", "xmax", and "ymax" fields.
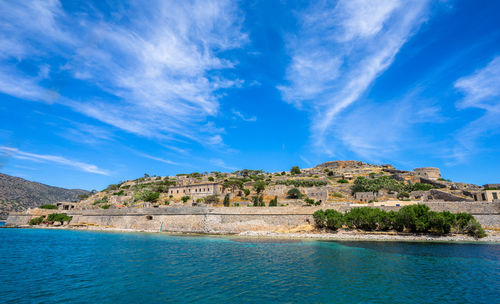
[
  {"xmin": 290, "ymin": 166, "xmax": 301, "ymax": 175},
  {"xmin": 208, "ymin": 176, "xmax": 214, "ymax": 182},
  {"xmin": 252, "ymin": 195, "xmax": 265, "ymax": 207},
  {"xmin": 204, "ymin": 195, "xmax": 219, "ymax": 205},
  {"xmin": 223, "ymin": 194, "xmax": 230, "ymax": 207},
  {"xmin": 287, "ymin": 188, "xmax": 302, "ymax": 199},
  {"xmin": 253, "ymin": 180, "xmax": 266, "ymax": 193},
  {"xmin": 269, "ymin": 196, "xmax": 278, "ymax": 207},
  {"xmin": 181, "ymin": 196, "xmax": 190, "ymax": 203},
  {"xmin": 243, "ymin": 188, "xmax": 250, "ymax": 196}
]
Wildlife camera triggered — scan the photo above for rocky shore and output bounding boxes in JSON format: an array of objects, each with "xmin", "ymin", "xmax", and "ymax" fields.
[{"xmin": 5, "ymin": 224, "xmax": 499, "ymax": 243}]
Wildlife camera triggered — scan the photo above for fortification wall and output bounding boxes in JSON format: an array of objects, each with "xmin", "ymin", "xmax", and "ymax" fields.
[{"xmin": 5, "ymin": 202, "xmax": 500, "ymax": 232}]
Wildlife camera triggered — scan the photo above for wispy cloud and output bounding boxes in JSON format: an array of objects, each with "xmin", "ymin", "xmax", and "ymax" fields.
[
  {"xmin": 135, "ymin": 151, "xmax": 180, "ymax": 166},
  {"xmin": 0, "ymin": 0, "xmax": 247, "ymax": 146},
  {"xmin": 452, "ymin": 56, "xmax": 500, "ymax": 161},
  {"xmin": 279, "ymin": 0, "xmax": 430, "ymax": 154},
  {"xmin": 231, "ymin": 109, "xmax": 257, "ymax": 122},
  {"xmin": 0, "ymin": 146, "xmax": 109, "ymax": 175}
]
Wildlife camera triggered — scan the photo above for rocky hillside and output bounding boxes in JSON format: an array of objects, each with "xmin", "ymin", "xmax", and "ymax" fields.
[{"xmin": 0, "ymin": 173, "xmax": 89, "ymax": 219}]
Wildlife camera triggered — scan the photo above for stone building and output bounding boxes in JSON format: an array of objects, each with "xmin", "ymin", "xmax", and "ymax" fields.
[
  {"xmin": 168, "ymin": 182, "xmax": 223, "ymax": 199},
  {"xmin": 472, "ymin": 190, "xmax": 500, "ymax": 202},
  {"xmin": 413, "ymin": 167, "xmax": 441, "ymax": 180},
  {"xmin": 483, "ymin": 184, "xmax": 500, "ymax": 190},
  {"xmin": 354, "ymin": 192, "xmax": 378, "ymax": 202}
]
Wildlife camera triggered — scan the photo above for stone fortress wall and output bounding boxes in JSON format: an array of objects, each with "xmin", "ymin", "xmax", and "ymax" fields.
[{"xmin": 6, "ymin": 202, "xmax": 499, "ymax": 233}]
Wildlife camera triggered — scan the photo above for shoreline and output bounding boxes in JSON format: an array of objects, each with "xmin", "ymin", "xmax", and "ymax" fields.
[{"xmin": 4, "ymin": 225, "xmax": 500, "ymax": 243}]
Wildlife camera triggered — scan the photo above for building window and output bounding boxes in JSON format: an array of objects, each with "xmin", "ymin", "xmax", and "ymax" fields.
[
  {"xmin": 474, "ymin": 194, "xmax": 477, "ymax": 201},
  {"xmin": 482, "ymin": 193, "xmax": 486, "ymax": 201},
  {"xmin": 177, "ymin": 190, "xmax": 179, "ymax": 194},
  {"xmin": 493, "ymin": 192, "xmax": 498, "ymax": 200}
]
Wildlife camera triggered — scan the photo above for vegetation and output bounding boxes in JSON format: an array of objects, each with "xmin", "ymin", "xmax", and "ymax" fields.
[
  {"xmin": 287, "ymin": 188, "xmax": 302, "ymax": 199},
  {"xmin": 290, "ymin": 166, "xmax": 301, "ymax": 175},
  {"xmin": 133, "ymin": 191, "xmax": 160, "ymax": 202},
  {"xmin": 243, "ymin": 188, "xmax": 250, "ymax": 196},
  {"xmin": 313, "ymin": 205, "xmax": 486, "ymax": 238},
  {"xmin": 223, "ymin": 194, "xmax": 230, "ymax": 207},
  {"xmin": 29, "ymin": 216, "xmax": 45, "ymax": 225},
  {"xmin": 253, "ymin": 180, "xmax": 266, "ymax": 193},
  {"xmin": 337, "ymin": 179, "xmax": 349, "ymax": 184},
  {"xmin": 181, "ymin": 196, "xmax": 190, "ymax": 203},
  {"xmin": 208, "ymin": 177, "xmax": 214, "ymax": 182},
  {"xmin": 275, "ymin": 179, "xmax": 328, "ymax": 187},
  {"xmin": 46, "ymin": 213, "xmax": 72, "ymax": 223},
  {"xmin": 252, "ymin": 195, "xmax": 265, "ymax": 207},
  {"xmin": 204, "ymin": 195, "xmax": 219, "ymax": 205},
  {"xmin": 100, "ymin": 204, "xmax": 111, "ymax": 209},
  {"xmin": 113, "ymin": 190, "xmax": 125, "ymax": 196},
  {"xmin": 93, "ymin": 196, "xmax": 109, "ymax": 205},
  {"xmin": 351, "ymin": 176, "xmax": 438, "ymax": 193},
  {"xmin": 39, "ymin": 204, "xmax": 57, "ymax": 210},
  {"xmin": 331, "ymin": 192, "xmax": 343, "ymax": 198},
  {"xmin": 269, "ymin": 196, "xmax": 278, "ymax": 207}
]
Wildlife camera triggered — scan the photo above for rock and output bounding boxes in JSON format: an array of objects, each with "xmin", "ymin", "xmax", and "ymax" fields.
[{"xmin": 53, "ymin": 221, "xmax": 62, "ymax": 226}]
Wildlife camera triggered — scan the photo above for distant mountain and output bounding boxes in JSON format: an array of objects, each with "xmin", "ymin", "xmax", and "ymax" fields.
[{"xmin": 0, "ymin": 173, "xmax": 89, "ymax": 219}]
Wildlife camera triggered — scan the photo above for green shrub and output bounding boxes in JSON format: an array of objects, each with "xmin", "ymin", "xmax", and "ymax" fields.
[
  {"xmin": 287, "ymin": 188, "xmax": 302, "ymax": 199},
  {"xmin": 113, "ymin": 190, "xmax": 125, "ymax": 196},
  {"xmin": 313, "ymin": 210, "xmax": 326, "ymax": 228},
  {"xmin": 253, "ymin": 180, "xmax": 266, "ymax": 193},
  {"xmin": 29, "ymin": 216, "xmax": 44, "ymax": 225},
  {"xmin": 332, "ymin": 192, "xmax": 343, "ymax": 198},
  {"xmin": 134, "ymin": 191, "xmax": 160, "ymax": 202},
  {"xmin": 252, "ymin": 195, "xmax": 265, "ymax": 207},
  {"xmin": 344, "ymin": 207, "xmax": 383, "ymax": 231},
  {"xmin": 204, "ymin": 195, "xmax": 219, "ymax": 205},
  {"xmin": 243, "ymin": 188, "xmax": 250, "ymax": 196},
  {"xmin": 269, "ymin": 196, "xmax": 278, "ymax": 207},
  {"xmin": 39, "ymin": 204, "xmax": 57, "ymax": 210},
  {"xmin": 395, "ymin": 204, "xmax": 430, "ymax": 232},
  {"xmin": 100, "ymin": 204, "xmax": 111, "ymax": 209},
  {"xmin": 276, "ymin": 179, "xmax": 328, "ymax": 187},
  {"xmin": 290, "ymin": 166, "xmax": 301, "ymax": 175},
  {"xmin": 223, "ymin": 194, "xmax": 230, "ymax": 207},
  {"xmin": 304, "ymin": 197, "xmax": 315, "ymax": 205},
  {"xmin": 46, "ymin": 213, "xmax": 72, "ymax": 223},
  {"xmin": 325, "ymin": 209, "xmax": 343, "ymax": 230},
  {"xmin": 93, "ymin": 196, "xmax": 109, "ymax": 205},
  {"xmin": 181, "ymin": 196, "xmax": 190, "ymax": 203},
  {"xmin": 337, "ymin": 179, "xmax": 349, "ymax": 184},
  {"xmin": 208, "ymin": 177, "xmax": 214, "ymax": 182}
]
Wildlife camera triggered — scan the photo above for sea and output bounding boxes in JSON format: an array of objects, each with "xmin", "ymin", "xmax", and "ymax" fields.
[{"xmin": 0, "ymin": 228, "xmax": 498, "ymax": 303}]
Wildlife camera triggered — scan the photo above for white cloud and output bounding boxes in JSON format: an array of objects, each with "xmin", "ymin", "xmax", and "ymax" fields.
[
  {"xmin": 0, "ymin": 0, "xmax": 247, "ymax": 146},
  {"xmin": 279, "ymin": 0, "xmax": 430, "ymax": 155},
  {"xmin": 232, "ymin": 109, "xmax": 257, "ymax": 122},
  {"xmin": 0, "ymin": 146, "xmax": 109, "ymax": 175},
  {"xmin": 452, "ymin": 56, "xmax": 500, "ymax": 161}
]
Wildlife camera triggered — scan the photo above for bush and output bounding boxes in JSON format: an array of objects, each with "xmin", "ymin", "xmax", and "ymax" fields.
[
  {"xmin": 395, "ymin": 204, "xmax": 430, "ymax": 232},
  {"xmin": 290, "ymin": 166, "xmax": 301, "ymax": 175},
  {"xmin": 113, "ymin": 190, "xmax": 125, "ymax": 196},
  {"xmin": 287, "ymin": 188, "xmax": 302, "ymax": 199},
  {"xmin": 332, "ymin": 192, "xmax": 343, "ymax": 198},
  {"xmin": 344, "ymin": 207, "xmax": 383, "ymax": 231},
  {"xmin": 223, "ymin": 194, "xmax": 230, "ymax": 207},
  {"xmin": 208, "ymin": 177, "xmax": 214, "ymax": 181},
  {"xmin": 181, "ymin": 196, "xmax": 190, "ymax": 203},
  {"xmin": 253, "ymin": 180, "xmax": 266, "ymax": 193},
  {"xmin": 46, "ymin": 213, "xmax": 72, "ymax": 223},
  {"xmin": 243, "ymin": 188, "xmax": 250, "ymax": 196},
  {"xmin": 204, "ymin": 195, "xmax": 219, "ymax": 205},
  {"xmin": 100, "ymin": 204, "xmax": 111, "ymax": 209},
  {"xmin": 325, "ymin": 209, "xmax": 343, "ymax": 230},
  {"xmin": 313, "ymin": 210, "xmax": 326, "ymax": 228},
  {"xmin": 269, "ymin": 196, "xmax": 278, "ymax": 207},
  {"xmin": 337, "ymin": 179, "xmax": 349, "ymax": 184},
  {"xmin": 304, "ymin": 197, "xmax": 315, "ymax": 205},
  {"xmin": 276, "ymin": 179, "xmax": 328, "ymax": 188},
  {"xmin": 39, "ymin": 204, "xmax": 57, "ymax": 210},
  {"xmin": 313, "ymin": 205, "xmax": 486, "ymax": 238},
  {"xmin": 29, "ymin": 216, "xmax": 44, "ymax": 225},
  {"xmin": 252, "ymin": 195, "xmax": 265, "ymax": 207},
  {"xmin": 93, "ymin": 196, "xmax": 109, "ymax": 205},
  {"xmin": 134, "ymin": 191, "xmax": 160, "ymax": 202}
]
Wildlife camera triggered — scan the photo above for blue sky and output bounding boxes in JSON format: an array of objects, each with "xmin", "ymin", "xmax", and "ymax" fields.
[{"xmin": 1, "ymin": 0, "xmax": 499, "ymax": 190}]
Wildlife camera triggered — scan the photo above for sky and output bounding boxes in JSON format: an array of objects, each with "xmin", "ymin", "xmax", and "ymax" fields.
[{"xmin": 0, "ymin": 0, "xmax": 499, "ymax": 190}]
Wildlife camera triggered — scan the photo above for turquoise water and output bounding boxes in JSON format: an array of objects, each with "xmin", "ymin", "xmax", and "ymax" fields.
[{"xmin": 0, "ymin": 229, "xmax": 498, "ymax": 303}]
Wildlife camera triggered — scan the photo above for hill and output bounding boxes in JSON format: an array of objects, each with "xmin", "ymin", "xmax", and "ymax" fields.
[{"xmin": 0, "ymin": 173, "xmax": 89, "ymax": 219}]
